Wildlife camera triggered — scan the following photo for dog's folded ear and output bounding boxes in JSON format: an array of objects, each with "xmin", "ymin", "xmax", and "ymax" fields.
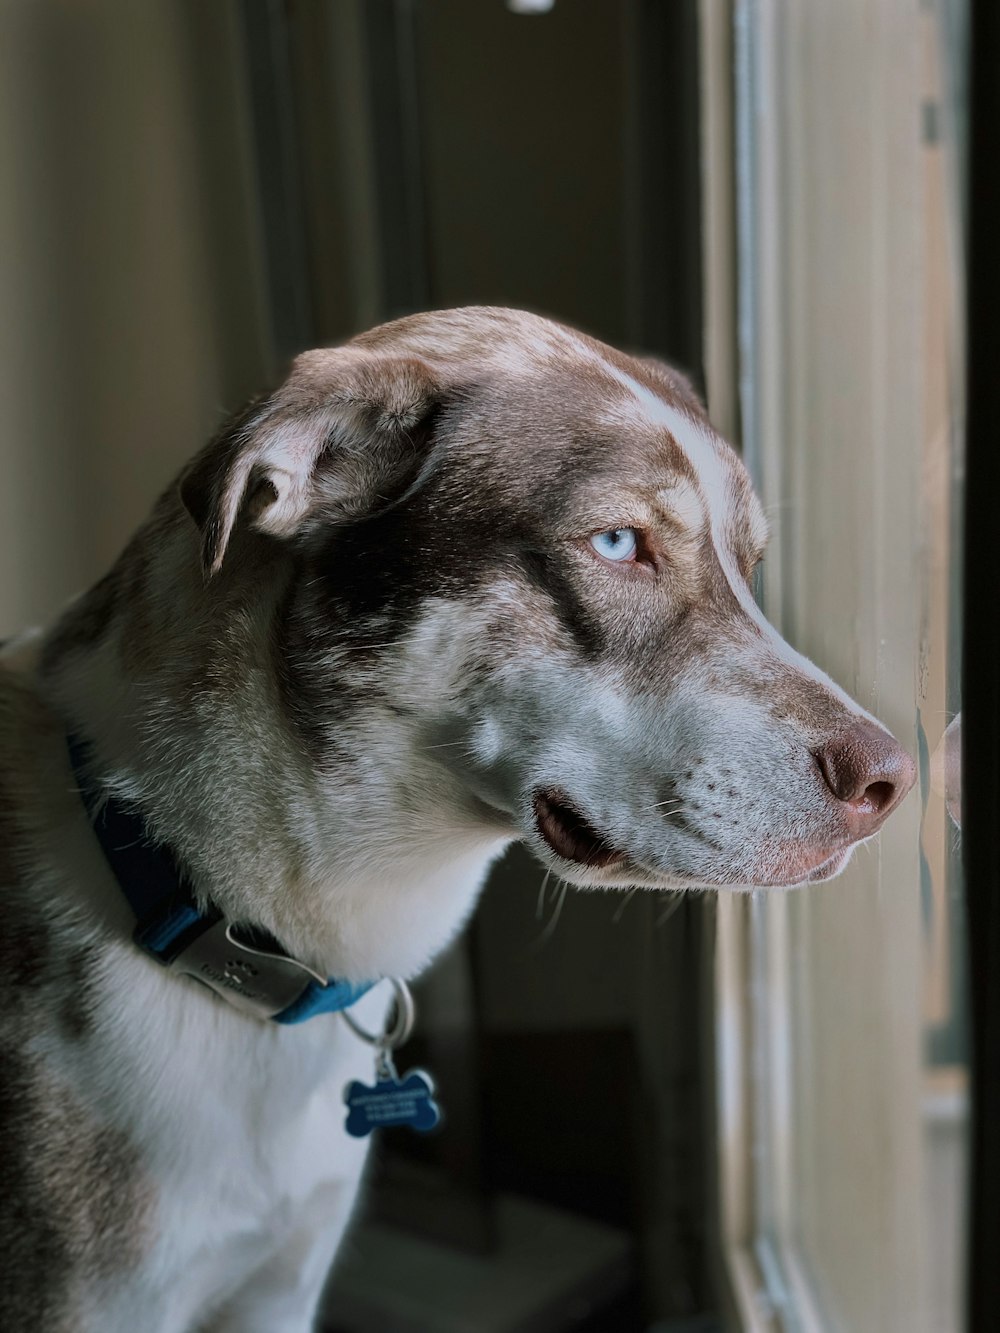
[{"xmin": 179, "ymin": 350, "xmax": 443, "ymax": 578}]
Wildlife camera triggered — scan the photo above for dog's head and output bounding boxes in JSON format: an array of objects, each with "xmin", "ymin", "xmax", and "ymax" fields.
[{"xmin": 180, "ymin": 307, "xmax": 914, "ymax": 891}]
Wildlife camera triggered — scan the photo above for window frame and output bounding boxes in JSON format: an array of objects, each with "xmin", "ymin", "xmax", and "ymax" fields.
[{"xmin": 704, "ymin": 2, "xmax": 964, "ymax": 1329}]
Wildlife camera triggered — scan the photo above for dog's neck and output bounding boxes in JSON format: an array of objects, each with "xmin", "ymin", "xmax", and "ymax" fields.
[{"xmin": 38, "ymin": 498, "xmax": 513, "ymax": 982}]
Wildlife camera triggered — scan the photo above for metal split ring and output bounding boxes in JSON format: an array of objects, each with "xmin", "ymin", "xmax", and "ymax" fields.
[{"xmin": 341, "ymin": 977, "xmax": 415, "ymax": 1051}]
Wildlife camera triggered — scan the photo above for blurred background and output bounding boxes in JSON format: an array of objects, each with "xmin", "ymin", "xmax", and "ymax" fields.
[{"xmin": 0, "ymin": 2, "xmax": 971, "ymax": 1331}]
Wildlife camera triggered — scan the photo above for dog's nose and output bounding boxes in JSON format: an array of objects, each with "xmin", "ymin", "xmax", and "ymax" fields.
[{"xmin": 813, "ymin": 722, "xmax": 916, "ymax": 833}]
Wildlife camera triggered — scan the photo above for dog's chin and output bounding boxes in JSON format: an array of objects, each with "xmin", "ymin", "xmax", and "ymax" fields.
[
  {"xmin": 781, "ymin": 845, "xmax": 855, "ymax": 886},
  {"xmin": 729, "ymin": 845, "xmax": 855, "ymax": 889}
]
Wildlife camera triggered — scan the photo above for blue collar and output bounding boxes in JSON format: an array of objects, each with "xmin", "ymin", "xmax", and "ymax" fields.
[{"xmin": 67, "ymin": 733, "xmax": 375, "ymax": 1024}]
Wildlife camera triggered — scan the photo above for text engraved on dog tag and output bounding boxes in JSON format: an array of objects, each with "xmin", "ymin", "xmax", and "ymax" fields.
[{"xmin": 343, "ymin": 1069, "xmax": 441, "ymax": 1138}]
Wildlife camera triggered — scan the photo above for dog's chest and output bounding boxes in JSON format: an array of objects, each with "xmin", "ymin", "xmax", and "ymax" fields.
[{"xmin": 80, "ymin": 958, "xmax": 387, "ymax": 1323}]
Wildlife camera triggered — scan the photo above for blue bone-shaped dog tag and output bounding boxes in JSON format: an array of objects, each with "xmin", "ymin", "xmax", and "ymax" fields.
[{"xmin": 344, "ymin": 1067, "xmax": 441, "ymax": 1138}]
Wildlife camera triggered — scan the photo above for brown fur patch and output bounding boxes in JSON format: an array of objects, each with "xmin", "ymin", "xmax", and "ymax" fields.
[
  {"xmin": 0, "ymin": 1047, "xmax": 154, "ymax": 1329},
  {"xmin": 0, "ymin": 767, "xmax": 54, "ymax": 1002},
  {"xmin": 0, "ymin": 727, "xmax": 151, "ymax": 1326},
  {"xmin": 0, "ymin": 659, "xmax": 211, "ymax": 1329}
]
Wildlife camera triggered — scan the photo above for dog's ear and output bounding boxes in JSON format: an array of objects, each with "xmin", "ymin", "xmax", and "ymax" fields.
[{"xmin": 179, "ymin": 350, "xmax": 443, "ymax": 578}]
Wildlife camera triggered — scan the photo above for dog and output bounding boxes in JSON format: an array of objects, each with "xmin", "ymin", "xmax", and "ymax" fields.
[{"xmin": 0, "ymin": 307, "xmax": 915, "ymax": 1331}]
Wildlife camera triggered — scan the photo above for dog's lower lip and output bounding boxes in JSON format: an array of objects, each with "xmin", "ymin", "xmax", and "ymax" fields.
[{"xmin": 532, "ymin": 789, "xmax": 627, "ymax": 868}]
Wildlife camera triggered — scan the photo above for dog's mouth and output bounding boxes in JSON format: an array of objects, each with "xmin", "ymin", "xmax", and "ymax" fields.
[
  {"xmin": 532, "ymin": 789, "xmax": 628, "ymax": 869},
  {"xmin": 530, "ymin": 791, "xmax": 857, "ymax": 887},
  {"xmin": 529, "ymin": 791, "xmax": 858, "ymax": 886}
]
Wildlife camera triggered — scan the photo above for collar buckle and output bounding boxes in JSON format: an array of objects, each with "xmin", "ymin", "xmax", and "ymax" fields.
[{"xmin": 169, "ymin": 919, "xmax": 322, "ymax": 1020}]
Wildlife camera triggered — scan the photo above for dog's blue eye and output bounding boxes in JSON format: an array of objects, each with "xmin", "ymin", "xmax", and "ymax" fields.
[{"xmin": 589, "ymin": 528, "xmax": 638, "ymax": 562}]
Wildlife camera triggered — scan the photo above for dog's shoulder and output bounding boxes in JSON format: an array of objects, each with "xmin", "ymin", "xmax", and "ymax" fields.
[
  {"xmin": 0, "ymin": 655, "xmax": 92, "ymax": 1008},
  {"xmin": 0, "ymin": 657, "xmax": 75, "ymax": 1013},
  {"xmin": 0, "ymin": 659, "xmax": 156, "ymax": 1328}
]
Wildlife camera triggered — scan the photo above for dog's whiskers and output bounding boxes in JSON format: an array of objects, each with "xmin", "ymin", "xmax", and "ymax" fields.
[
  {"xmin": 612, "ymin": 886, "xmax": 639, "ymax": 924},
  {"xmin": 655, "ymin": 890, "xmax": 687, "ymax": 927},
  {"xmin": 535, "ymin": 869, "xmax": 552, "ymax": 920},
  {"xmin": 636, "ymin": 798, "xmax": 684, "ymax": 816},
  {"xmin": 531, "ymin": 878, "xmax": 569, "ymax": 948},
  {"xmin": 331, "ymin": 641, "xmax": 399, "ymax": 654}
]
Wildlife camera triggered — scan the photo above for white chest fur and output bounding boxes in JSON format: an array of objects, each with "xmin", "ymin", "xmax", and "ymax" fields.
[{"xmin": 67, "ymin": 952, "xmax": 394, "ymax": 1332}]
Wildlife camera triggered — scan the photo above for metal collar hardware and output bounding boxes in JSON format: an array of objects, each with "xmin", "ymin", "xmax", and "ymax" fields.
[{"xmin": 170, "ymin": 919, "xmax": 328, "ymax": 1021}]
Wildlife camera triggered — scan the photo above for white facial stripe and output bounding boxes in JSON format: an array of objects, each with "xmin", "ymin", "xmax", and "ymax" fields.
[
  {"xmin": 748, "ymin": 498, "xmax": 770, "ymax": 552},
  {"xmin": 602, "ymin": 362, "xmax": 875, "ymax": 724},
  {"xmin": 656, "ymin": 479, "xmax": 707, "ymax": 533}
]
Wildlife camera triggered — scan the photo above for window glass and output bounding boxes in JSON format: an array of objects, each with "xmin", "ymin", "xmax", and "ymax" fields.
[{"xmin": 721, "ymin": 2, "xmax": 968, "ymax": 1328}]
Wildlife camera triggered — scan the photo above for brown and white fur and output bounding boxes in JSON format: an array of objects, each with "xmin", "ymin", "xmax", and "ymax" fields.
[{"xmin": 0, "ymin": 307, "xmax": 914, "ymax": 1331}]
